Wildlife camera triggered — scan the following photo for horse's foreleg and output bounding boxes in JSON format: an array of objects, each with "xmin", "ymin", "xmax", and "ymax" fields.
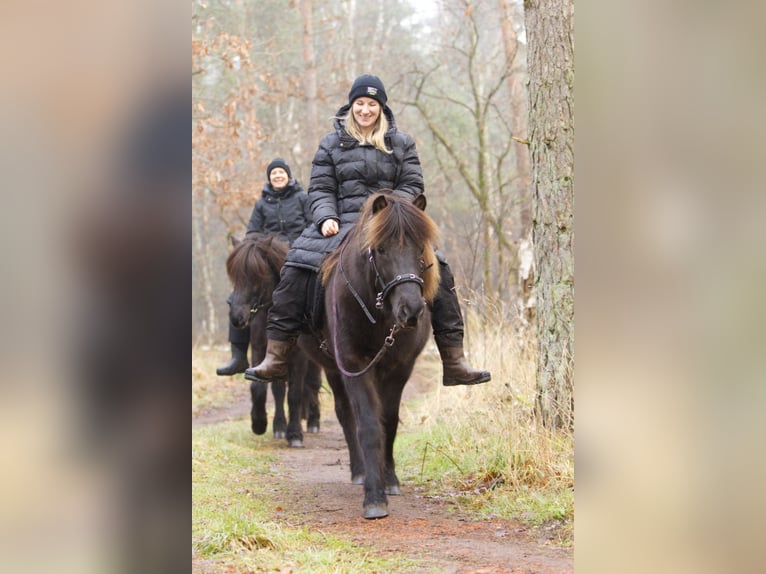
[
  {"xmin": 305, "ymin": 361, "xmax": 321, "ymax": 434},
  {"xmin": 249, "ymin": 381, "xmax": 268, "ymax": 435},
  {"xmin": 346, "ymin": 376, "xmax": 388, "ymax": 519},
  {"xmin": 380, "ymin": 383, "xmax": 406, "ymax": 495},
  {"xmin": 326, "ymin": 371, "xmax": 364, "ymax": 483},
  {"xmin": 284, "ymin": 361, "xmax": 306, "ymax": 448},
  {"xmin": 271, "ymin": 381, "xmax": 287, "ymax": 439}
]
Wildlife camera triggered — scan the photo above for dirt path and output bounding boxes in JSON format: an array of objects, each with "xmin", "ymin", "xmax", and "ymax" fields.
[
  {"xmin": 265, "ymin": 416, "xmax": 571, "ymax": 574},
  {"xmin": 194, "ymin": 378, "xmax": 573, "ymax": 574}
]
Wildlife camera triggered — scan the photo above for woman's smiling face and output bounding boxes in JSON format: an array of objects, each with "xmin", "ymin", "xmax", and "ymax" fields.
[
  {"xmin": 269, "ymin": 167, "xmax": 289, "ymax": 190},
  {"xmin": 352, "ymin": 97, "xmax": 381, "ymax": 132}
]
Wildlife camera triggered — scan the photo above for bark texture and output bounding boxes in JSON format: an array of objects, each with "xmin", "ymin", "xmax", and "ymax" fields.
[{"xmin": 524, "ymin": 0, "xmax": 574, "ymax": 429}]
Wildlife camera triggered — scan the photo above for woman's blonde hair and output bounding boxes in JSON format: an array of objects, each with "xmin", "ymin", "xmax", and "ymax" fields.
[{"xmin": 340, "ymin": 109, "xmax": 392, "ymax": 154}]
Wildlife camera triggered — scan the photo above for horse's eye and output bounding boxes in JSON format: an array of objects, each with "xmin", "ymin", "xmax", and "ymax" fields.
[{"xmin": 376, "ymin": 246, "xmax": 386, "ymax": 255}]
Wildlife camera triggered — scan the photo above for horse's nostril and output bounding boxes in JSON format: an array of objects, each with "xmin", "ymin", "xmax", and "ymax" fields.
[{"xmin": 397, "ymin": 302, "xmax": 424, "ymax": 328}]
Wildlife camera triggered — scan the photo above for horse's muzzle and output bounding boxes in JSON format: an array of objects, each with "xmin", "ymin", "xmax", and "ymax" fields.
[
  {"xmin": 230, "ymin": 311, "xmax": 250, "ymax": 330},
  {"xmin": 395, "ymin": 298, "xmax": 426, "ymax": 329}
]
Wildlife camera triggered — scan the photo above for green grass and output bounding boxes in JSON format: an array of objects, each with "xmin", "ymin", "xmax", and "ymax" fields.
[
  {"xmin": 193, "ymin": 308, "xmax": 575, "ymax": 569},
  {"xmin": 192, "ymin": 421, "xmax": 423, "ymax": 573},
  {"xmin": 192, "ymin": 346, "xmax": 249, "ymax": 416},
  {"xmin": 394, "ymin": 420, "xmax": 573, "ymax": 540},
  {"xmin": 393, "ymin": 313, "xmax": 574, "ymax": 545}
]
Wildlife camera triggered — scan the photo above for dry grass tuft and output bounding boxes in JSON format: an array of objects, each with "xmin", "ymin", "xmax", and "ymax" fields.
[{"xmin": 398, "ymin": 298, "xmax": 573, "ymax": 533}]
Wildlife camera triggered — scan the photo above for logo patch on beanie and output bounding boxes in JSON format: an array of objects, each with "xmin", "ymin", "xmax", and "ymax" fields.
[{"xmin": 367, "ymin": 87, "xmax": 378, "ymax": 96}]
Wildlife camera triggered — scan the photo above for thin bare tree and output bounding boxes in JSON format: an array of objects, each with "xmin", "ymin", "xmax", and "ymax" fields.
[{"xmin": 402, "ymin": 0, "xmax": 525, "ymax": 302}]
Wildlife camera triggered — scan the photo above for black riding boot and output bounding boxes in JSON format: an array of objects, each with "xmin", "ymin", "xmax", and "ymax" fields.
[
  {"xmin": 431, "ymin": 257, "xmax": 491, "ymax": 386},
  {"xmin": 216, "ymin": 300, "xmax": 251, "ymax": 376},
  {"xmin": 216, "ymin": 341, "xmax": 249, "ymax": 376}
]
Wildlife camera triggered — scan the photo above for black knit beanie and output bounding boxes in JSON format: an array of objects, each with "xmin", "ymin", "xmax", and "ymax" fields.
[
  {"xmin": 348, "ymin": 74, "xmax": 387, "ymax": 107},
  {"xmin": 266, "ymin": 158, "xmax": 291, "ymax": 181}
]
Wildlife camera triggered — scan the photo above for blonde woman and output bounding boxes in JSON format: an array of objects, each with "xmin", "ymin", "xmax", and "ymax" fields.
[{"xmin": 247, "ymin": 75, "xmax": 490, "ymax": 387}]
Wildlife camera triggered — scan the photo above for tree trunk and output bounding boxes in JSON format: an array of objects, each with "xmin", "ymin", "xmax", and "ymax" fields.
[
  {"xmin": 524, "ymin": 0, "xmax": 574, "ymax": 429},
  {"xmin": 299, "ymin": 0, "xmax": 319, "ymax": 158},
  {"xmin": 193, "ymin": 190, "xmax": 218, "ymax": 345}
]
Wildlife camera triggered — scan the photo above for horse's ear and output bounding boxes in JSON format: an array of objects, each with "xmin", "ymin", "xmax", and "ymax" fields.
[
  {"xmin": 372, "ymin": 194, "xmax": 389, "ymax": 213},
  {"xmin": 230, "ymin": 235, "xmax": 241, "ymax": 247},
  {"xmin": 413, "ymin": 194, "xmax": 427, "ymax": 211}
]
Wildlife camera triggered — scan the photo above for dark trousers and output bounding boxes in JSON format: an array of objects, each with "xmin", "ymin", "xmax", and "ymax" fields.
[
  {"xmin": 266, "ymin": 266, "xmax": 315, "ymax": 341},
  {"xmin": 265, "ymin": 262, "xmax": 465, "ymax": 347},
  {"xmin": 430, "ymin": 261, "xmax": 465, "ymax": 347}
]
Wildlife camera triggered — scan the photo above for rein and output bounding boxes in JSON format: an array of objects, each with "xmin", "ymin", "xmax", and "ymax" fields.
[
  {"xmin": 331, "ymin": 270, "xmax": 400, "ymax": 378},
  {"xmin": 337, "ymin": 240, "xmax": 425, "ymax": 325},
  {"xmin": 250, "ymin": 299, "xmax": 272, "ymax": 316},
  {"xmin": 330, "ymin": 237, "xmax": 423, "ymax": 378},
  {"xmin": 339, "ymin": 240, "xmax": 377, "ymax": 324}
]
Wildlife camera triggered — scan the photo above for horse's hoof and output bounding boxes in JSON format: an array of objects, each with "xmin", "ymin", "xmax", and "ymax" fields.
[
  {"xmin": 385, "ymin": 484, "xmax": 401, "ymax": 496},
  {"xmin": 273, "ymin": 431, "xmax": 286, "ymax": 439},
  {"xmin": 251, "ymin": 421, "xmax": 267, "ymax": 435},
  {"xmin": 363, "ymin": 504, "xmax": 388, "ymax": 519},
  {"xmin": 351, "ymin": 474, "xmax": 365, "ymax": 485},
  {"xmin": 288, "ymin": 439, "xmax": 304, "ymax": 448},
  {"xmin": 307, "ymin": 424, "xmax": 320, "ymax": 434}
]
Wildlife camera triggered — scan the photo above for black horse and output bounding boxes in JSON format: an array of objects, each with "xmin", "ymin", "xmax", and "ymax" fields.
[
  {"xmin": 299, "ymin": 192, "xmax": 440, "ymax": 518},
  {"xmin": 226, "ymin": 234, "xmax": 321, "ymax": 447}
]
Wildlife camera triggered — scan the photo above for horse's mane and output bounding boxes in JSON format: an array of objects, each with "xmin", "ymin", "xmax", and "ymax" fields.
[
  {"xmin": 226, "ymin": 233, "xmax": 288, "ymax": 289},
  {"xmin": 322, "ymin": 192, "xmax": 441, "ymax": 302}
]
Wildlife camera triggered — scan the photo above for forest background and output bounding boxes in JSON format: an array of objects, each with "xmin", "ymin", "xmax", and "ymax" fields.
[{"xmin": 192, "ymin": 0, "xmax": 535, "ymax": 345}]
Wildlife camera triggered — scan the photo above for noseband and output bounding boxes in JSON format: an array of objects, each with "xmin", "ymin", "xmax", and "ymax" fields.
[
  {"xmin": 368, "ymin": 247, "xmax": 424, "ymax": 310},
  {"xmin": 338, "ymin": 241, "xmax": 425, "ymax": 325},
  {"xmin": 331, "ymin": 239, "xmax": 430, "ymax": 379}
]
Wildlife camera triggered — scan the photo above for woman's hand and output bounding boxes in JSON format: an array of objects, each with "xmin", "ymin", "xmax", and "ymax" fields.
[{"xmin": 321, "ymin": 219, "xmax": 339, "ymax": 237}]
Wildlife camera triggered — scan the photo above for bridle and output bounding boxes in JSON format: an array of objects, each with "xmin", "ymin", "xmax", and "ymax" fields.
[
  {"xmin": 331, "ymin": 239, "xmax": 429, "ymax": 378},
  {"xmin": 249, "ymin": 299, "xmax": 272, "ymax": 317},
  {"xmin": 368, "ymin": 247, "xmax": 425, "ymax": 310},
  {"xmin": 338, "ymin": 241, "xmax": 426, "ymax": 325},
  {"xmin": 244, "ymin": 247, "xmax": 280, "ymax": 321}
]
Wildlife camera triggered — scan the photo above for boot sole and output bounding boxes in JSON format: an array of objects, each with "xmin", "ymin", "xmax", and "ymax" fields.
[
  {"xmin": 216, "ymin": 367, "xmax": 247, "ymax": 376},
  {"xmin": 244, "ymin": 370, "xmax": 287, "ymax": 383},
  {"xmin": 443, "ymin": 372, "xmax": 491, "ymax": 386}
]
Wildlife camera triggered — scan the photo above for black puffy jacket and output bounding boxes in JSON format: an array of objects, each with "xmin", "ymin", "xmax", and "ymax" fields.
[
  {"xmin": 245, "ymin": 180, "xmax": 311, "ymax": 245},
  {"xmin": 285, "ymin": 105, "xmax": 424, "ymax": 271}
]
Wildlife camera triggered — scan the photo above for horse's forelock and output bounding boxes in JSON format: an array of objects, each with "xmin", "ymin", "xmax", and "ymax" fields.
[
  {"xmin": 262, "ymin": 236, "xmax": 289, "ymax": 271},
  {"xmin": 226, "ymin": 235, "xmax": 286, "ymax": 289},
  {"xmin": 360, "ymin": 195, "xmax": 441, "ymax": 301},
  {"xmin": 361, "ymin": 195, "xmax": 440, "ymax": 251},
  {"xmin": 226, "ymin": 241, "xmax": 249, "ymax": 288}
]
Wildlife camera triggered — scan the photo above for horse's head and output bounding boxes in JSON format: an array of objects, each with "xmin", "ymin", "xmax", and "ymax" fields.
[
  {"xmin": 358, "ymin": 192, "xmax": 441, "ymax": 330},
  {"xmin": 226, "ymin": 234, "xmax": 287, "ymax": 329}
]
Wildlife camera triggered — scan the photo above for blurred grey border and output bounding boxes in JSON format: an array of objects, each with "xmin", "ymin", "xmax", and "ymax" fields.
[
  {"xmin": 576, "ymin": 1, "xmax": 766, "ymax": 573},
  {"xmin": 0, "ymin": 1, "xmax": 188, "ymax": 573}
]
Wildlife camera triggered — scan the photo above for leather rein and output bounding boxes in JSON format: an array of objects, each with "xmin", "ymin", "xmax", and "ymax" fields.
[{"xmin": 331, "ymin": 240, "xmax": 425, "ymax": 378}]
